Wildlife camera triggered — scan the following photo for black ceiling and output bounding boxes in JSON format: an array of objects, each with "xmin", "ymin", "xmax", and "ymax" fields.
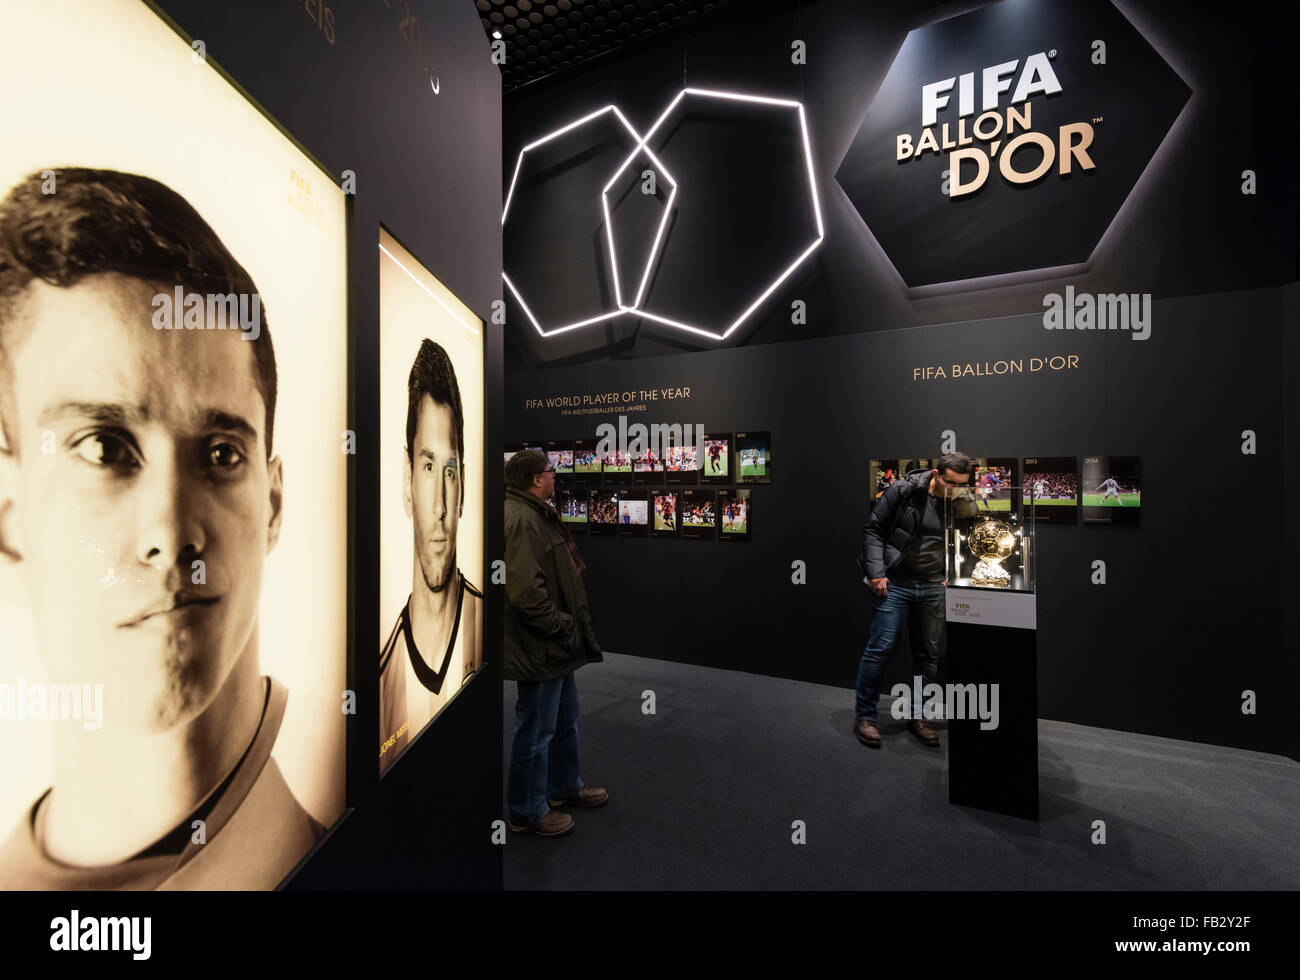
[{"xmin": 477, "ymin": 0, "xmax": 741, "ymax": 92}]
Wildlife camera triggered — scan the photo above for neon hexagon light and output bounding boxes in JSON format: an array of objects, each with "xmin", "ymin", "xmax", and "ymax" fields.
[{"xmin": 502, "ymin": 88, "xmax": 825, "ymax": 342}]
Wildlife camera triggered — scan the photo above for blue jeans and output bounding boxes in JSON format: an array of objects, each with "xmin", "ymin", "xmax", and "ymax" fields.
[
  {"xmin": 854, "ymin": 579, "xmax": 946, "ymax": 721},
  {"xmin": 508, "ymin": 672, "xmax": 585, "ymax": 822}
]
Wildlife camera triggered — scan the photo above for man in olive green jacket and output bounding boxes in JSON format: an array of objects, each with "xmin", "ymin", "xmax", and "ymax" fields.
[{"xmin": 504, "ymin": 449, "xmax": 606, "ymax": 837}]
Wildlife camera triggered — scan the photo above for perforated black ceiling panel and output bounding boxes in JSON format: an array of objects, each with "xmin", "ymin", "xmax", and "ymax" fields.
[{"xmin": 477, "ymin": 0, "xmax": 739, "ymax": 91}]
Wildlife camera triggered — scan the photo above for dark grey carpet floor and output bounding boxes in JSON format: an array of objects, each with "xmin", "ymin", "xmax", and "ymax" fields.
[{"xmin": 502, "ymin": 652, "xmax": 1300, "ymax": 890}]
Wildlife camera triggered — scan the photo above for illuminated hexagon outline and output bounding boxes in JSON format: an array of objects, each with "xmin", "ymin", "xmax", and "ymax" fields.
[
  {"xmin": 502, "ymin": 104, "xmax": 645, "ymax": 337},
  {"xmin": 601, "ymin": 144, "xmax": 678, "ymax": 314},
  {"xmin": 502, "ymin": 88, "xmax": 825, "ymax": 342}
]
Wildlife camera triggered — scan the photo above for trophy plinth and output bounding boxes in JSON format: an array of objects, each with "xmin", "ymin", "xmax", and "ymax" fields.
[{"xmin": 968, "ymin": 516, "xmax": 1015, "ymax": 588}]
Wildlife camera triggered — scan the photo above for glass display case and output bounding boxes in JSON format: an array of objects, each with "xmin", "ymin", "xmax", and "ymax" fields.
[{"xmin": 944, "ymin": 484, "xmax": 1036, "ymax": 593}]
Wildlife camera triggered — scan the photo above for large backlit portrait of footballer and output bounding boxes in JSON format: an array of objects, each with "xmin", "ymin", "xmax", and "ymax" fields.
[
  {"xmin": 378, "ymin": 229, "xmax": 485, "ymax": 777},
  {"xmin": 0, "ymin": 0, "xmax": 347, "ymax": 889}
]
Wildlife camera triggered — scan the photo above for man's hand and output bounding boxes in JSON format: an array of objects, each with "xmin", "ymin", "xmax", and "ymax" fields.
[{"xmin": 869, "ymin": 577, "xmax": 888, "ymax": 597}]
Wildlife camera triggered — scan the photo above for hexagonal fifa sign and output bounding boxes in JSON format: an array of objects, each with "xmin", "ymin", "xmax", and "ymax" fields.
[{"xmin": 835, "ymin": 0, "xmax": 1188, "ymax": 287}]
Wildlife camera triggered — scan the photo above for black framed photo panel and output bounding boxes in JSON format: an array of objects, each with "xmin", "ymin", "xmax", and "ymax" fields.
[
  {"xmin": 651, "ymin": 490, "xmax": 680, "ymax": 538},
  {"xmin": 1023, "ymin": 456, "xmax": 1078, "ymax": 524},
  {"xmin": 680, "ymin": 489, "xmax": 717, "ymax": 540},
  {"xmin": 736, "ymin": 432, "xmax": 772, "ymax": 484},
  {"xmin": 617, "ymin": 488, "xmax": 649, "ymax": 536},
  {"xmin": 718, "ymin": 489, "xmax": 752, "ymax": 542},
  {"xmin": 589, "ymin": 490, "xmax": 620, "ymax": 534},
  {"xmin": 1082, "ymin": 455, "xmax": 1142, "ymax": 526},
  {"xmin": 557, "ymin": 488, "xmax": 588, "ymax": 531},
  {"xmin": 701, "ymin": 433, "xmax": 732, "ymax": 484},
  {"xmin": 573, "ymin": 438, "xmax": 603, "ymax": 487},
  {"xmin": 633, "ymin": 444, "xmax": 666, "ymax": 485}
]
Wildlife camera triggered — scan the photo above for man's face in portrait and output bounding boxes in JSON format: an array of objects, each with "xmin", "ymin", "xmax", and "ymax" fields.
[
  {"xmin": 0, "ymin": 273, "xmax": 282, "ymax": 734},
  {"xmin": 404, "ymin": 394, "xmax": 461, "ymax": 595}
]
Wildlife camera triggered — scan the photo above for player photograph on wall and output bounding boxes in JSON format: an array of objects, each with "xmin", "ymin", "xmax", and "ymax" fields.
[
  {"xmin": 618, "ymin": 489, "xmax": 650, "ymax": 537},
  {"xmin": 574, "ymin": 438, "xmax": 603, "ymax": 486},
  {"xmin": 378, "ymin": 228, "xmax": 485, "ymax": 777},
  {"xmin": 0, "ymin": 0, "xmax": 347, "ymax": 890},
  {"xmin": 546, "ymin": 440, "xmax": 574, "ymax": 486},
  {"xmin": 665, "ymin": 437, "xmax": 699, "ymax": 485},
  {"xmin": 680, "ymin": 489, "xmax": 717, "ymax": 540},
  {"xmin": 869, "ymin": 459, "xmax": 901, "ymax": 499},
  {"xmin": 1023, "ymin": 457, "xmax": 1079, "ymax": 524},
  {"xmin": 633, "ymin": 443, "xmax": 665, "ymax": 485},
  {"xmin": 557, "ymin": 488, "xmax": 588, "ymax": 529},
  {"xmin": 589, "ymin": 490, "xmax": 620, "ymax": 533},
  {"xmin": 1082, "ymin": 455, "xmax": 1142, "ymax": 527},
  {"xmin": 651, "ymin": 491, "xmax": 680, "ymax": 538},
  {"xmin": 972, "ymin": 457, "xmax": 1017, "ymax": 512},
  {"xmin": 718, "ymin": 488, "xmax": 752, "ymax": 542},
  {"xmin": 701, "ymin": 433, "xmax": 731, "ymax": 484},
  {"xmin": 736, "ymin": 432, "xmax": 772, "ymax": 484},
  {"xmin": 602, "ymin": 446, "xmax": 633, "ymax": 486}
]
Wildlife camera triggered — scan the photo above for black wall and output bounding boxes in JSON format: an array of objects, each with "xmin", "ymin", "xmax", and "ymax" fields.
[
  {"xmin": 507, "ymin": 288, "xmax": 1291, "ymax": 755},
  {"xmin": 502, "ymin": 0, "xmax": 1299, "ymax": 760},
  {"xmin": 150, "ymin": 0, "xmax": 503, "ymax": 888},
  {"xmin": 503, "ymin": 0, "xmax": 1296, "ymax": 369}
]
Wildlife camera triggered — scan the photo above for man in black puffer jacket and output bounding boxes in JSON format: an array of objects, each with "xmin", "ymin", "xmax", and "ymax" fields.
[
  {"xmin": 854, "ymin": 452, "xmax": 973, "ymax": 749},
  {"xmin": 503, "ymin": 449, "xmax": 606, "ymax": 838}
]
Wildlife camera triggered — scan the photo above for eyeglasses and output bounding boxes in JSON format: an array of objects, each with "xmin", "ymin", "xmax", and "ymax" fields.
[{"xmin": 542, "ymin": 467, "xmax": 555, "ymax": 474}]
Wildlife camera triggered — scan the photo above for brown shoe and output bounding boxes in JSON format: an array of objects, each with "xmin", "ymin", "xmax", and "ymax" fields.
[
  {"xmin": 907, "ymin": 719, "xmax": 941, "ymax": 748},
  {"xmin": 854, "ymin": 718, "xmax": 881, "ymax": 748},
  {"xmin": 548, "ymin": 787, "xmax": 609, "ymax": 808},
  {"xmin": 508, "ymin": 809, "xmax": 575, "ymax": 837}
]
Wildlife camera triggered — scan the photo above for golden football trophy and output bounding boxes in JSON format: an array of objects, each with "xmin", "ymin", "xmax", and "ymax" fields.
[{"xmin": 968, "ymin": 515, "xmax": 1015, "ymax": 587}]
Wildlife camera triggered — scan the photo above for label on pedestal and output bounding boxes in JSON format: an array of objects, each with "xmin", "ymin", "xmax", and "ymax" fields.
[{"xmin": 946, "ymin": 589, "xmax": 1037, "ymax": 630}]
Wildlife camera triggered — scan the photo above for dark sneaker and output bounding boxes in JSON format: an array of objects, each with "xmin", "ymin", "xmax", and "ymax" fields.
[
  {"xmin": 854, "ymin": 718, "xmax": 881, "ymax": 748},
  {"xmin": 508, "ymin": 809, "xmax": 575, "ymax": 837},
  {"xmin": 548, "ymin": 787, "xmax": 609, "ymax": 808},
  {"xmin": 907, "ymin": 719, "xmax": 941, "ymax": 748}
]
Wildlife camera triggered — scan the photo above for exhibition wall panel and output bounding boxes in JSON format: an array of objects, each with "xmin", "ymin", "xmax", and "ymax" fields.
[
  {"xmin": 150, "ymin": 0, "xmax": 503, "ymax": 888},
  {"xmin": 506, "ymin": 287, "xmax": 1289, "ymax": 756},
  {"xmin": 502, "ymin": 0, "xmax": 1297, "ymax": 368}
]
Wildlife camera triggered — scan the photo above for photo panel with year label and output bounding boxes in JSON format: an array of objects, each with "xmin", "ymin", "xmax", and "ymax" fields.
[
  {"xmin": 633, "ymin": 443, "xmax": 666, "ymax": 485},
  {"xmin": 701, "ymin": 433, "xmax": 731, "ymax": 484},
  {"xmin": 1023, "ymin": 457, "xmax": 1078, "ymax": 524},
  {"xmin": 617, "ymin": 489, "xmax": 650, "ymax": 537},
  {"xmin": 665, "ymin": 436, "xmax": 700, "ymax": 485},
  {"xmin": 736, "ymin": 432, "xmax": 772, "ymax": 484},
  {"xmin": 602, "ymin": 445, "xmax": 633, "ymax": 486},
  {"xmin": 1082, "ymin": 455, "xmax": 1142, "ymax": 526},
  {"xmin": 718, "ymin": 489, "xmax": 752, "ymax": 541},
  {"xmin": 680, "ymin": 489, "xmax": 717, "ymax": 540},
  {"xmin": 546, "ymin": 439, "xmax": 573, "ymax": 477},
  {"xmin": 972, "ymin": 457, "xmax": 1018, "ymax": 513},
  {"xmin": 651, "ymin": 491, "xmax": 680, "ymax": 538},
  {"xmin": 589, "ymin": 490, "xmax": 620, "ymax": 534},
  {"xmin": 557, "ymin": 488, "xmax": 589, "ymax": 531},
  {"xmin": 378, "ymin": 228, "xmax": 485, "ymax": 779},
  {"xmin": 573, "ymin": 438, "xmax": 603, "ymax": 487},
  {"xmin": 0, "ymin": 0, "xmax": 347, "ymax": 891},
  {"xmin": 869, "ymin": 460, "xmax": 902, "ymax": 499}
]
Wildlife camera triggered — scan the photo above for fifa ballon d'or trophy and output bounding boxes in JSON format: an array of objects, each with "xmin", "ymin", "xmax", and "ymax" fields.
[{"xmin": 968, "ymin": 515, "xmax": 1015, "ymax": 587}]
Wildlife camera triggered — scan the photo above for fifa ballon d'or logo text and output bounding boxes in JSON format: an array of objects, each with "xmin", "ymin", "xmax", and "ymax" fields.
[{"xmin": 895, "ymin": 51, "xmax": 1097, "ymax": 198}]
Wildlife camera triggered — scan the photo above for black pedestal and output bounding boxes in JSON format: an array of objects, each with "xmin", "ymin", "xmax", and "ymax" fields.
[{"xmin": 946, "ymin": 619, "xmax": 1039, "ymax": 820}]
